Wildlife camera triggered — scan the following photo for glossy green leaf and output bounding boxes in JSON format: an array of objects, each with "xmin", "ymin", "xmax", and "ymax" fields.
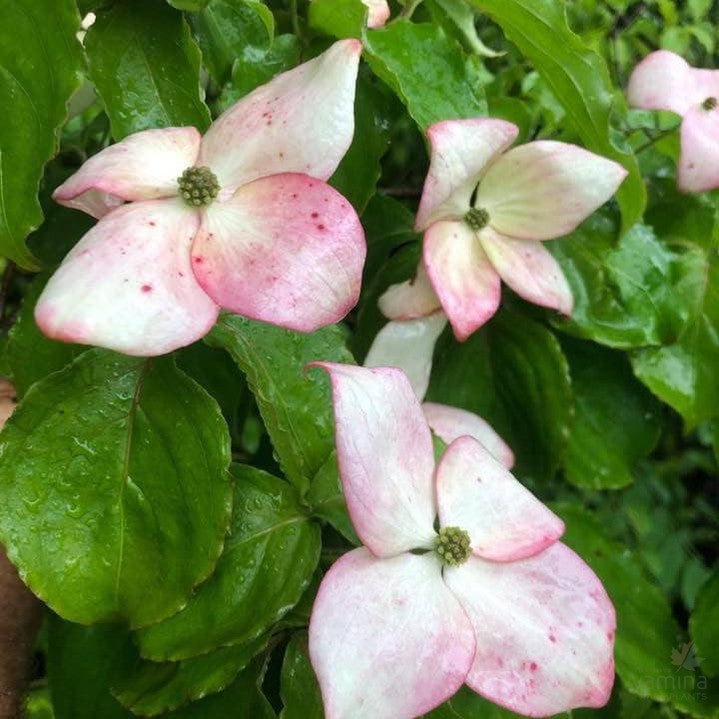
[
  {"xmin": 0, "ymin": 0, "xmax": 83, "ymax": 269},
  {"xmin": 558, "ymin": 504, "xmax": 719, "ymax": 717},
  {"xmin": 364, "ymin": 20, "xmax": 487, "ymax": 130},
  {"xmin": 467, "ymin": 0, "xmax": 645, "ymax": 229},
  {"xmin": 308, "ymin": 0, "xmax": 367, "ymax": 38},
  {"xmin": 208, "ymin": 315, "xmax": 354, "ymax": 494},
  {"xmin": 48, "ymin": 618, "xmax": 274, "ymax": 719},
  {"xmin": 329, "ymin": 72, "xmax": 396, "ymax": 213},
  {"xmin": 280, "ymin": 632, "xmax": 324, "ymax": 719},
  {"xmin": 5, "ymin": 275, "xmax": 83, "ymax": 398},
  {"xmin": 136, "ymin": 465, "xmax": 320, "ymax": 660},
  {"xmin": 690, "ymin": 571, "xmax": 719, "ymax": 676},
  {"xmin": 191, "ymin": 0, "xmax": 274, "ymax": 85},
  {"xmin": 86, "ymin": 0, "xmax": 211, "ymax": 139},
  {"xmin": 632, "ymin": 254, "xmax": 719, "ymax": 430},
  {"xmin": 307, "ymin": 452, "xmax": 359, "ymax": 545},
  {"xmin": 427, "ymin": 308, "xmax": 573, "ymax": 482},
  {"xmin": 551, "ymin": 216, "xmax": 707, "ymax": 349},
  {"xmin": 113, "ymin": 636, "xmax": 269, "ymax": 716},
  {"xmin": 218, "ymin": 35, "xmax": 302, "ymax": 111},
  {"xmin": 563, "ymin": 338, "xmax": 661, "ymax": 490},
  {"xmin": 0, "ymin": 351, "xmax": 232, "ymax": 627}
]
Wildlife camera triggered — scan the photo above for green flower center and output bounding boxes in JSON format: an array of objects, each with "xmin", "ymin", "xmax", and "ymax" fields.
[
  {"xmin": 703, "ymin": 96, "xmax": 718, "ymax": 111},
  {"xmin": 464, "ymin": 207, "xmax": 490, "ymax": 231},
  {"xmin": 178, "ymin": 166, "xmax": 220, "ymax": 207},
  {"xmin": 435, "ymin": 526, "xmax": 472, "ymax": 566}
]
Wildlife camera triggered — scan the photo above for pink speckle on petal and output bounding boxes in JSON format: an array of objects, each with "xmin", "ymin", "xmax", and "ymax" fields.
[{"xmin": 141, "ymin": 284, "xmax": 153, "ymax": 293}]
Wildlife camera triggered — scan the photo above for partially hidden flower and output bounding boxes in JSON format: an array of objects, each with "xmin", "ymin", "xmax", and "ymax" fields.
[
  {"xmin": 310, "ymin": 0, "xmax": 390, "ymax": 27},
  {"xmin": 627, "ymin": 50, "xmax": 719, "ymax": 193},
  {"xmin": 309, "ymin": 363, "xmax": 615, "ymax": 719},
  {"xmin": 361, "ymin": 0, "xmax": 390, "ymax": 27},
  {"xmin": 36, "ymin": 40, "xmax": 366, "ymax": 356},
  {"xmin": 415, "ymin": 119, "xmax": 627, "ymax": 341},
  {"xmin": 364, "ymin": 264, "xmax": 514, "ymax": 467}
]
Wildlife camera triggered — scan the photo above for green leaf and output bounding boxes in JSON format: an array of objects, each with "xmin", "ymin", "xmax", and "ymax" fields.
[
  {"xmin": 169, "ymin": 0, "xmax": 211, "ymax": 10},
  {"xmin": 218, "ymin": 35, "xmax": 301, "ymax": 110},
  {"xmin": 176, "ymin": 341, "xmax": 248, "ymax": 426},
  {"xmin": 136, "ymin": 465, "xmax": 320, "ymax": 660},
  {"xmin": 427, "ymin": 308, "xmax": 573, "ymax": 482},
  {"xmin": 0, "ymin": 351, "xmax": 232, "ymax": 627},
  {"xmin": 329, "ymin": 72, "xmax": 396, "ymax": 213},
  {"xmin": 86, "ymin": 0, "xmax": 211, "ymax": 139},
  {"xmin": 48, "ymin": 619, "xmax": 137, "ymax": 719},
  {"xmin": 307, "ymin": 452, "xmax": 359, "ymax": 545},
  {"xmin": 208, "ymin": 315, "xmax": 354, "ymax": 494},
  {"xmin": 48, "ymin": 618, "xmax": 275, "ymax": 719},
  {"xmin": 0, "ymin": 0, "xmax": 83, "ymax": 268},
  {"xmin": 308, "ymin": 0, "xmax": 367, "ymax": 39},
  {"xmin": 691, "ymin": 571, "xmax": 719, "ymax": 676},
  {"xmin": 191, "ymin": 0, "xmax": 275, "ymax": 85},
  {"xmin": 425, "ymin": 686, "xmax": 581, "ymax": 718},
  {"xmin": 25, "ymin": 163, "xmax": 96, "ymax": 269},
  {"xmin": 467, "ymin": 0, "xmax": 646, "ymax": 230},
  {"xmin": 280, "ymin": 632, "xmax": 324, "ymax": 719},
  {"xmin": 24, "ymin": 688, "xmax": 55, "ymax": 719},
  {"xmin": 551, "ymin": 217, "xmax": 707, "ymax": 349},
  {"xmin": 113, "ymin": 636, "xmax": 269, "ymax": 715},
  {"xmin": 364, "ymin": 20, "xmax": 487, "ymax": 131},
  {"xmin": 563, "ymin": 338, "xmax": 661, "ymax": 490},
  {"xmin": 5, "ymin": 275, "xmax": 83, "ymax": 398},
  {"xmin": 352, "ymin": 194, "xmax": 420, "ymax": 360},
  {"xmin": 427, "ymin": 0, "xmax": 505, "ymax": 57},
  {"xmin": 632, "ymin": 253, "xmax": 719, "ymax": 429},
  {"xmin": 558, "ymin": 504, "xmax": 719, "ymax": 717}
]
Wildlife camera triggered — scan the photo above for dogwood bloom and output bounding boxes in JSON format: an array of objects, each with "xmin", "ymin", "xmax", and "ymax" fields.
[
  {"xmin": 627, "ymin": 50, "xmax": 719, "ymax": 193},
  {"xmin": 36, "ymin": 40, "xmax": 366, "ymax": 356},
  {"xmin": 416, "ymin": 119, "xmax": 627, "ymax": 340},
  {"xmin": 364, "ymin": 264, "xmax": 514, "ymax": 466},
  {"xmin": 309, "ymin": 364, "xmax": 616, "ymax": 719}
]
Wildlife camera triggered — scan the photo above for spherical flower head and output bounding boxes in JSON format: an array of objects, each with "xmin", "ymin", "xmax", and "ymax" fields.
[
  {"xmin": 627, "ymin": 50, "xmax": 719, "ymax": 193},
  {"xmin": 309, "ymin": 363, "xmax": 616, "ymax": 719},
  {"xmin": 35, "ymin": 40, "xmax": 367, "ymax": 357},
  {"xmin": 412, "ymin": 118, "xmax": 628, "ymax": 342},
  {"xmin": 177, "ymin": 166, "xmax": 219, "ymax": 207},
  {"xmin": 435, "ymin": 526, "xmax": 471, "ymax": 565}
]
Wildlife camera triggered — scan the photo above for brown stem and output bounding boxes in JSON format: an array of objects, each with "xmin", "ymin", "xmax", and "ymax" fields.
[
  {"xmin": 0, "ymin": 550, "xmax": 42, "ymax": 719},
  {"xmin": 0, "ymin": 381, "xmax": 42, "ymax": 719}
]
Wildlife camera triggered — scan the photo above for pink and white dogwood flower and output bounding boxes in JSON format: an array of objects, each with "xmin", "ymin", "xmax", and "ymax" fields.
[
  {"xmin": 309, "ymin": 364, "xmax": 615, "ymax": 719},
  {"xmin": 364, "ymin": 263, "xmax": 514, "ymax": 467},
  {"xmin": 36, "ymin": 40, "xmax": 365, "ymax": 356},
  {"xmin": 416, "ymin": 119, "xmax": 627, "ymax": 341},
  {"xmin": 627, "ymin": 50, "xmax": 719, "ymax": 193}
]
